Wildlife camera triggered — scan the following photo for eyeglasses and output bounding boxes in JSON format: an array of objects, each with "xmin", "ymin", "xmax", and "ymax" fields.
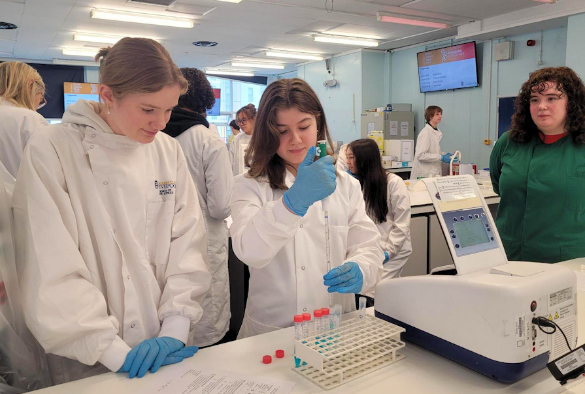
[
  {"xmin": 37, "ymin": 96, "xmax": 47, "ymax": 110},
  {"xmin": 236, "ymin": 118, "xmax": 249, "ymax": 126}
]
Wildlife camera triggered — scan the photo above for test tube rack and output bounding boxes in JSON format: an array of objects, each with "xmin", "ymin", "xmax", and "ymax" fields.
[{"xmin": 292, "ymin": 315, "xmax": 405, "ymax": 390}]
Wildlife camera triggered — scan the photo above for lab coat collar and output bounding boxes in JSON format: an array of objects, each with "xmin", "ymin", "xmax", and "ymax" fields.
[
  {"xmin": 63, "ymin": 99, "xmax": 142, "ymax": 149},
  {"xmin": 284, "ymin": 169, "xmax": 296, "ymax": 188}
]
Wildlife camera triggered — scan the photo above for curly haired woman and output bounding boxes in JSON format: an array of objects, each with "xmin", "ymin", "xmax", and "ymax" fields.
[{"xmin": 490, "ymin": 66, "xmax": 585, "ymax": 263}]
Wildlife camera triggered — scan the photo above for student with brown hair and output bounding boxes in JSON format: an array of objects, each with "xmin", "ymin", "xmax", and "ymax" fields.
[
  {"xmin": 0, "ymin": 61, "xmax": 48, "ymax": 178},
  {"xmin": 13, "ymin": 38, "xmax": 211, "ymax": 384},
  {"xmin": 230, "ymin": 78, "xmax": 383, "ymax": 339},
  {"xmin": 410, "ymin": 105, "xmax": 454, "ymax": 179},
  {"xmin": 229, "ymin": 103, "xmax": 256, "ymax": 175}
]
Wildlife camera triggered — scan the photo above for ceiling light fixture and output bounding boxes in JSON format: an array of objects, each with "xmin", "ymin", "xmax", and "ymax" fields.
[
  {"xmin": 265, "ymin": 51, "xmax": 324, "ymax": 61},
  {"xmin": 62, "ymin": 48, "xmax": 99, "ymax": 57},
  {"xmin": 531, "ymin": 0, "xmax": 556, "ymax": 3},
  {"xmin": 213, "ymin": 0, "xmax": 243, "ymax": 3},
  {"xmin": 0, "ymin": 22, "xmax": 17, "ymax": 30},
  {"xmin": 231, "ymin": 61, "xmax": 285, "ymax": 69},
  {"xmin": 90, "ymin": 9, "xmax": 195, "ymax": 28},
  {"xmin": 53, "ymin": 59, "xmax": 100, "ymax": 67},
  {"xmin": 73, "ymin": 33, "xmax": 121, "ymax": 44},
  {"xmin": 206, "ymin": 70, "xmax": 254, "ymax": 77},
  {"xmin": 376, "ymin": 12, "xmax": 450, "ymax": 29},
  {"xmin": 312, "ymin": 34, "xmax": 379, "ymax": 47}
]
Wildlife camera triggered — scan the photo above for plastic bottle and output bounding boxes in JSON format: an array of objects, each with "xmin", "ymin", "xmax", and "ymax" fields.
[{"xmin": 293, "ymin": 315, "xmax": 303, "ymax": 368}]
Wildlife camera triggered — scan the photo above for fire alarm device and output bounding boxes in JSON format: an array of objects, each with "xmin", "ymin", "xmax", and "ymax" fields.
[{"xmin": 527, "ymin": 40, "xmax": 536, "ymax": 46}]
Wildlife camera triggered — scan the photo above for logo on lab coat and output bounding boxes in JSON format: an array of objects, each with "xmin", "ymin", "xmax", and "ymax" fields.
[{"xmin": 154, "ymin": 180, "xmax": 176, "ymax": 196}]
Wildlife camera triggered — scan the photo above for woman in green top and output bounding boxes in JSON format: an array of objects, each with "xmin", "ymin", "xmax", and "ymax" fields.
[{"xmin": 490, "ymin": 67, "xmax": 585, "ymax": 263}]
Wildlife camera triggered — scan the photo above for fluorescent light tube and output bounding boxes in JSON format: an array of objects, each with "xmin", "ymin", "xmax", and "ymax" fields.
[
  {"xmin": 90, "ymin": 9, "xmax": 195, "ymax": 28},
  {"xmin": 312, "ymin": 35, "xmax": 378, "ymax": 47},
  {"xmin": 206, "ymin": 70, "xmax": 254, "ymax": 77},
  {"xmin": 214, "ymin": 0, "xmax": 242, "ymax": 2},
  {"xmin": 265, "ymin": 51, "xmax": 323, "ymax": 61},
  {"xmin": 62, "ymin": 48, "xmax": 99, "ymax": 57},
  {"xmin": 53, "ymin": 59, "xmax": 100, "ymax": 66},
  {"xmin": 231, "ymin": 62, "xmax": 285, "ymax": 69},
  {"xmin": 531, "ymin": 0, "xmax": 556, "ymax": 3},
  {"xmin": 74, "ymin": 33, "xmax": 158, "ymax": 45},
  {"xmin": 376, "ymin": 12, "xmax": 450, "ymax": 29}
]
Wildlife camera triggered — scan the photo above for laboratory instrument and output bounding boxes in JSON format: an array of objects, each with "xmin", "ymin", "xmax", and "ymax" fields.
[{"xmin": 375, "ymin": 175, "xmax": 577, "ymax": 383}]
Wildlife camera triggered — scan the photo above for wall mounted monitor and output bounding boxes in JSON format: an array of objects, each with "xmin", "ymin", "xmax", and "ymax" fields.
[
  {"xmin": 64, "ymin": 82, "xmax": 100, "ymax": 111},
  {"xmin": 417, "ymin": 42, "xmax": 479, "ymax": 93}
]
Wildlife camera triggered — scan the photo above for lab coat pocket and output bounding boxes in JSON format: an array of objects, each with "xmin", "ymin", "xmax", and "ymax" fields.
[
  {"xmin": 564, "ymin": 172, "xmax": 585, "ymax": 212},
  {"xmin": 145, "ymin": 200, "xmax": 174, "ymax": 267}
]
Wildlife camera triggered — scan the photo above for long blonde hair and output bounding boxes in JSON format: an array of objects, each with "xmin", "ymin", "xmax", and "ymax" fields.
[
  {"xmin": 95, "ymin": 37, "xmax": 188, "ymax": 99},
  {"xmin": 0, "ymin": 61, "xmax": 45, "ymax": 111}
]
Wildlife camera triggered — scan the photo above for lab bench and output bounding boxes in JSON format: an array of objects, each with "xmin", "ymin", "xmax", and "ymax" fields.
[{"xmin": 34, "ymin": 258, "xmax": 585, "ymax": 394}]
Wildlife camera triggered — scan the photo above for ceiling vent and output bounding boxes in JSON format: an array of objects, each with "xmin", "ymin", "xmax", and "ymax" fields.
[{"xmin": 127, "ymin": 0, "xmax": 179, "ymax": 6}]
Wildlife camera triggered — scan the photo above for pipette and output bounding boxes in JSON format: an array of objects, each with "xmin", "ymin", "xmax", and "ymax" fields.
[{"xmin": 318, "ymin": 140, "xmax": 333, "ymax": 308}]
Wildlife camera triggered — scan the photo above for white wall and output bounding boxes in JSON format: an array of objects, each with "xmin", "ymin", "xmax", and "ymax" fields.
[
  {"xmin": 566, "ymin": 13, "xmax": 585, "ymax": 80},
  {"xmin": 297, "ymin": 51, "xmax": 363, "ymax": 145}
]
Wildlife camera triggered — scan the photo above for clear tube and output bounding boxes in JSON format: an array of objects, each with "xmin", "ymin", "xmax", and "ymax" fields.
[
  {"xmin": 294, "ymin": 319, "xmax": 302, "ymax": 368},
  {"xmin": 302, "ymin": 315, "xmax": 310, "ymax": 339},
  {"xmin": 359, "ymin": 297, "xmax": 366, "ymax": 322},
  {"xmin": 333, "ymin": 304, "xmax": 342, "ymax": 328}
]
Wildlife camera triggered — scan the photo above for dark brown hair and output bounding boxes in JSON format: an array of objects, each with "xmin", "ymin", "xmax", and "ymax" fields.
[
  {"xmin": 348, "ymin": 139, "xmax": 388, "ymax": 223},
  {"xmin": 510, "ymin": 67, "xmax": 585, "ymax": 144},
  {"xmin": 245, "ymin": 78, "xmax": 334, "ymax": 190},
  {"xmin": 424, "ymin": 105, "xmax": 442, "ymax": 123},
  {"xmin": 95, "ymin": 37, "xmax": 188, "ymax": 99},
  {"xmin": 177, "ymin": 68, "xmax": 215, "ymax": 114}
]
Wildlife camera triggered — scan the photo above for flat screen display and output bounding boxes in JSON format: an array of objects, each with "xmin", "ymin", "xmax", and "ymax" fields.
[
  {"xmin": 206, "ymin": 88, "xmax": 221, "ymax": 116},
  {"xmin": 64, "ymin": 82, "xmax": 100, "ymax": 111},
  {"xmin": 453, "ymin": 219, "xmax": 489, "ymax": 248},
  {"xmin": 417, "ymin": 42, "xmax": 479, "ymax": 93}
]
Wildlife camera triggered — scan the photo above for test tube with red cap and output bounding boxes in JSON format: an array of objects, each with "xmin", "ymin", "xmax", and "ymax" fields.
[
  {"xmin": 293, "ymin": 315, "xmax": 303, "ymax": 368},
  {"xmin": 302, "ymin": 313, "xmax": 311, "ymax": 339},
  {"xmin": 314, "ymin": 309, "xmax": 323, "ymax": 336},
  {"xmin": 321, "ymin": 308, "xmax": 331, "ymax": 331}
]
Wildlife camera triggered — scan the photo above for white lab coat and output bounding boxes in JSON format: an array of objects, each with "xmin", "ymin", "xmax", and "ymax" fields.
[
  {"xmin": 12, "ymin": 100, "xmax": 211, "ymax": 385},
  {"xmin": 229, "ymin": 132, "xmax": 251, "ymax": 176},
  {"xmin": 335, "ymin": 144, "xmax": 349, "ymax": 172},
  {"xmin": 0, "ymin": 98, "xmax": 48, "ymax": 178},
  {"xmin": 231, "ymin": 170, "xmax": 384, "ymax": 339},
  {"xmin": 410, "ymin": 123, "xmax": 443, "ymax": 180},
  {"xmin": 370, "ymin": 173, "xmax": 412, "ymax": 291},
  {"xmin": 175, "ymin": 123, "xmax": 233, "ymax": 347}
]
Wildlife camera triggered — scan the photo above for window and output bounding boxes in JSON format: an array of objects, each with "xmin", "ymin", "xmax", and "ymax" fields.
[{"xmin": 206, "ymin": 76, "xmax": 266, "ymax": 144}]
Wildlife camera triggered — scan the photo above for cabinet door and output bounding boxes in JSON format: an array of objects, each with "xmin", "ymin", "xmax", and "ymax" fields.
[{"xmin": 401, "ymin": 215, "xmax": 428, "ymax": 277}]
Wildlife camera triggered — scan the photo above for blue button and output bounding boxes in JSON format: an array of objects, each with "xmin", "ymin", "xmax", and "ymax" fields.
[
  {"xmin": 453, "ymin": 218, "xmax": 458, "ymax": 222},
  {"xmin": 450, "ymin": 230, "xmax": 454, "ymax": 234},
  {"xmin": 487, "ymin": 228, "xmax": 491, "ymax": 232},
  {"xmin": 468, "ymin": 215, "xmax": 473, "ymax": 219},
  {"xmin": 452, "ymin": 234, "xmax": 456, "ymax": 238},
  {"xmin": 455, "ymin": 244, "xmax": 460, "ymax": 248},
  {"xmin": 474, "ymin": 214, "xmax": 479, "ymax": 218},
  {"xmin": 460, "ymin": 216, "xmax": 465, "ymax": 220},
  {"xmin": 491, "ymin": 237, "xmax": 494, "ymax": 241}
]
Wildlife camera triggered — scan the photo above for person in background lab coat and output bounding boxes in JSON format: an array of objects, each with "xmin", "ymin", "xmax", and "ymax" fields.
[
  {"xmin": 13, "ymin": 38, "xmax": 211, "ymax": 385},
  {"xmin": 346, "ymin": 139, "xmax": 412, "ymax": 290},
  {"xmin": 227, "ymin": 119, "xmax": 240, "ymax": 147},
  {"xmin": 0, "ymin": 61, "xmax": 48, "ymax": 179},
  {"xmin": 231, "ymin": 78, "xmax": 383, "ymax": 339},
  {"xmin": 229, "ymin": 104, "xmax": 256, "ymax": 175},
  {"xmin": 162, "ymin": 68, "xmax": 234, "ymax": 347},
  {"xmin": 410, "ymin": 106, "xmax": 455, "ymax": 180}
]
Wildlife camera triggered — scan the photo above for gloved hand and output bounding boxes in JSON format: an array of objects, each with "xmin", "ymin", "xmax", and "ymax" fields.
[
  {"xmin": 119, "ymin": 337, "xmax": 193, "ymax": 378},
  {"xmin": 283, "ymin": 146, "xmax": 336, "ymax": 216},
  {"xmin": 323, "ymin": 262, "xmax": 364, "ymax": 294},
  {"xmin": 158, "ymin": 346, "xmax": 199, "ymax": 367},
  {"xmin": 383, "ymin": 251, "xmax": 389, "ymax": 263},
  {"xmin": 441, "ymin": 153, "xmax": 453, "ymax": 163}
]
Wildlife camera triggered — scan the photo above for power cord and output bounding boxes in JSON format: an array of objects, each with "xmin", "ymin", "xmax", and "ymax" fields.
[{"xmin": 533, "ymin": 316, "xmax": 572, "ymax": 351}]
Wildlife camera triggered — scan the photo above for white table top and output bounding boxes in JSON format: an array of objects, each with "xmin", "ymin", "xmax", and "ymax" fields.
[{"xmin": 36, "ymin": 259, "xmax": 585, "ymax": 394}]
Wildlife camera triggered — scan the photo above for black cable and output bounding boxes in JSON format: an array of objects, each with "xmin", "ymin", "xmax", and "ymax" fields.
[{"xmin": 533, "ymin": 317, "xmax": 571, "ymax": 351}]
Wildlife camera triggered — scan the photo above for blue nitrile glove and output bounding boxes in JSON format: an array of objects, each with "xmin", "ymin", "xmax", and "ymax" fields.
[
  {"xmin": 323, "ymin": 262, "xmax": 364, "ymax": 294},
  {"xmin": 345, "ymin": 169, "xmax": 357, "ymax": 179},
  {"xmin": 119, "ymin": 337, "xmax": 188, "ymax": 378},
  {"xmin": 441, "ymin": 153, "xmax": 453, "ymax": 163},
  {"xmin": 384, "ymin": 251, "xmax": 389, "ymax": 263},
  {"xmin": 159, "ymin": 346, "xmax": 199, "ymax": 367},
  {"xmin": 282, "ymin": 146, "xmax": 336, "ymax": 216}
]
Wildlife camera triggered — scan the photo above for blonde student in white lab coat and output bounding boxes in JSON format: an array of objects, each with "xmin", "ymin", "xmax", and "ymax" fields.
[
  {"xmin": 0, "ymin": 61, "xmax": 48, "ymax": 178},
  {"xmin": 229, "ymin": 104, "xmax": 256, "ymax": 176},
  {"xmin": 162, "ymin": 68, "xmax": 234, "ymax": 347},
  {"xmin": 13, "ymin": 38, "xmax": 211, "ymax": 385},
  {"xmin": 231, "ymin": 78, "xmax": 384, "ymax": 339},
  {"xmin": 410, "ymin": 105, "xmax": 455, "ymax": 180},
  {"xmin": 345, "ymin": 139, "xmax": 412, "ymax": 286}
]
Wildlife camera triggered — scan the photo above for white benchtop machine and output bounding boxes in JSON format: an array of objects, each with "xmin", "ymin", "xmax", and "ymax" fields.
[{"xmin": 375, "ymin": 175, "xmax": 577, "ymax": 383}]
